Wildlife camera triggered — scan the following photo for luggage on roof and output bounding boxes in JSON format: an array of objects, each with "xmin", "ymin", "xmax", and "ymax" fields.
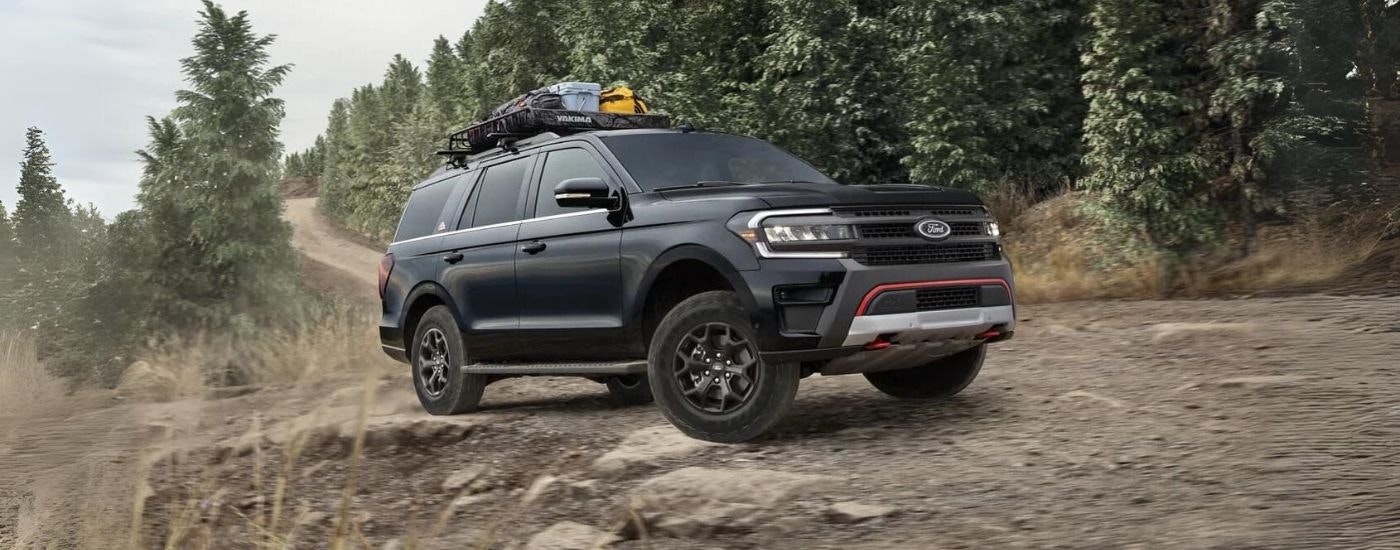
[
  {"xmin": 489, "ymin": 87, "xmax": 564, "ymax": 119},
  {"xmin": 438, "ymin": 83, "xmax": 669, "ymax": 165},
  {"xmin": 441, "ymin": 108, "xmax": 671, "ymax": 161},
  {"xmin": 600, "ymin": 86, "xmax": 649, "ymax": 114},
  {"xmin": 548, "ymin": 82, "xmax": 602, "ymax": 111}
]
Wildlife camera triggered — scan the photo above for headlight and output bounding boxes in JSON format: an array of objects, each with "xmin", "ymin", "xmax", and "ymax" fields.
[
  {"xmin": 762, "ymin": 223, "xmax": 853, "ymax": 243},
  {"xmin": 987, "ymin": 221, "xmax": 1000, "ymax": 237}
]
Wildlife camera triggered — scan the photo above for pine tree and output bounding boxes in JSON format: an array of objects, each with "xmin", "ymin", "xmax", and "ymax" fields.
[
  {"xmin": 1080, "ymin": 0, "xmax": 1218, "ymax": 269},
  {"xmin": 1204, "ymin": 0, "xmax": 1298, "ymax": 257},
  {"xmin": 320, "ymin": 98, "xmax": 352, "ymax": 217},
  {"xmin": 426, "ymin": 36, "xmax": 472, "ymax": 124},
  {"xmin": 1288, "ymin": 0, "xmax": 1373, "ymax": 195},
  {"xmin": 463, "ymin": 0, "xmax": 570, "ymax": 117},
  {"xmin": 12, "ymin": 127, "xmax": 73, "ymax": 265},
  {"xmin": 0, "ymin": 200, "xmax": 14, "ymax": 312},
  {"xmin": 137, "ymin": 0, "xmax": 297, "ymax": 328},
  {"xmin": 900, "ymin": 0, "xmax": 1087, "ymax": 196},
  {"xmin": 0, "ymin": 200, "xmax": 12, "ymax": 254},
  {"xmin": 757, "ymin": 0, "xmax": 910, "ymax": 184}
]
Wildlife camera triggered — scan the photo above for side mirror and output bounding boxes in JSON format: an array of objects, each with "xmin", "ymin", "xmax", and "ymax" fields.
[{"xmin": 554, "ymin": 177, "xmax": 619, "ymax": 210}]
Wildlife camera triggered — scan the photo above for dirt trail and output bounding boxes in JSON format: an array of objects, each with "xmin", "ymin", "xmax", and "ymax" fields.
[
  {"xmin": 128, "ymin": 295, "xmax": 1399, "ymax": 549},
  {"xmin": 5, "ymin": 201, "xmax": 1398, "ymax": 548},
  {"xmin": 284, "ymin": 197, "xmax": 382, "ymax": 299}
]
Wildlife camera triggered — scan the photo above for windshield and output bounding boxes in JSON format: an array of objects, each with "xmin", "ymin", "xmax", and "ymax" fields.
[{"xmin": 602, "ymin": 133, "xmax": 836, "ymax": 192}]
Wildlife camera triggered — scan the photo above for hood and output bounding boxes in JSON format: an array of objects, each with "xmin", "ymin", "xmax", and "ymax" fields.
[{"xmin": 655, "ymin": 182, "xmax": 982, "ymax": 209}]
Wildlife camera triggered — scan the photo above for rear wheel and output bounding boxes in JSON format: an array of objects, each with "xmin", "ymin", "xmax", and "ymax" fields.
[
  {"xmin": 863, "ymin": 344, "xmax": 985, "ymax": 400},
  {"xmin": 604, "ymin": 374, "xmax": 654, "ymax": 406},
  {"xmin": 648, "ymin": 291, "xmax": 799, "ymax": 443},
  {"xmin": 412, "ymin": 306, "xmax": 487, "ymax": 415}
]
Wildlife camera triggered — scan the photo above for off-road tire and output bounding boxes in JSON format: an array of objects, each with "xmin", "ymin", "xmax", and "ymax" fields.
[
  {"xmin": 411, "ymin": 306, "xmax": 487, "ymax": 415},
  {"xmin": 604, "ymin": 375, "xmax": 654, "ymax": 406},
  {"xmin": 647, "ymin": 291, "xmax": 799, "ymax": 443},
  {"xmin": 863, "ymin": 344, "xmax": 985, "ymax": 400}
]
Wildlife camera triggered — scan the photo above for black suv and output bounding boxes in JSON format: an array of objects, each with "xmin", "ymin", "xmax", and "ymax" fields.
[{"xmin": 378, "ymin": 129, "xmax": 1015, "ymax": 442}]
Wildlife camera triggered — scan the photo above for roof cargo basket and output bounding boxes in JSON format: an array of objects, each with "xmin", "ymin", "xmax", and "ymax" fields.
[{"xmin": 438, "ymin": 108, "xmax": 671, "ymax": 165}]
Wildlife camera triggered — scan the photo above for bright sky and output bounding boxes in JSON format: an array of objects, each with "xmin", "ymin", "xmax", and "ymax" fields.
[{"xmin": 0, "ymin": 0, "xmax": 489, "ymax": 217}]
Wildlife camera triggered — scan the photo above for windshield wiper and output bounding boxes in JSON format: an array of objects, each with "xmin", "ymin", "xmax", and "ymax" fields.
[{"xmin": 653, "ymin": 181, "xmax": 748, "ymax": 192}]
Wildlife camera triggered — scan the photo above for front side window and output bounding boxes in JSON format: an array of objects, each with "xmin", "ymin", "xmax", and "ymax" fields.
[
  {"xmin": 470, "ymin": 158, "xmax": 529, "ymax": 228},
  {"xmin": 535, "ymin": 148, "xmax": 608, "ymax": 218},
  {"xmin": 394, "ymin": 177, "xmax": 459, "ymax": 242},
  {"xmin": 601, "ymin": 133, "xmax": 835, "ymax": 192}
]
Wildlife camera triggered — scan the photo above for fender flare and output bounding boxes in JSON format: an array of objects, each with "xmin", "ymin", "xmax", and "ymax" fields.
[
  {"xmin": 628, "ymin": 244, "xmax": 759, "ymax": 330},
  {"xmin": 400, "ymin": 281, "xmax": 464, "ymax": 344}
]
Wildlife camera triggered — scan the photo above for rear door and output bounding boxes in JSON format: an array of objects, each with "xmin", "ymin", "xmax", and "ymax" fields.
[
  {"xmin": 438, "ymin": 155, "xmax": 533, "ymax": 360},
  {"xmin": 515, "ymin": 145, "xmax": 627, "ymax": 360}
]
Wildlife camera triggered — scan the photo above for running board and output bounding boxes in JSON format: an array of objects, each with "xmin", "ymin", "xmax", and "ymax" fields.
[{"xmin": 461, "ymin": 360, "xmax": 647, "ymax": 375}]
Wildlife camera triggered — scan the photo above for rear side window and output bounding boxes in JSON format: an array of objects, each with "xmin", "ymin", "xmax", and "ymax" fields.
[
  {"xmin": 534, "ymin": 148, "xmax": 608, "ymax": 219},
  {"xmin": 470, "ymin": 158, "xmax": 529, "ymax": 228},
  {"xmin": 394, "ymin": 178, "xmax": 457, "ymax": 242}
]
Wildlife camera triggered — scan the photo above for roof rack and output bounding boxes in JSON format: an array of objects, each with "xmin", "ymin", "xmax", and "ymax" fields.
[{"xmin": 436, "ymin": 108, "xmax": 671, "ymax": 167}]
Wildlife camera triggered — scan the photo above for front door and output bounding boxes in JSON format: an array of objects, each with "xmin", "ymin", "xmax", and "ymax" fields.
[
  {"xmin": 514, "ymin": 146, "xmax": 627, "ymax": 360},
  {"xmin": 439, "ymin": 156, "xmax": 531, "ymax": 360}
]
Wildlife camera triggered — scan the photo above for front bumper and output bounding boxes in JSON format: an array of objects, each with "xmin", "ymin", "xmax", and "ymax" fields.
[{"xmin": 744, "ymin": 257, "xmax": 1015, "ymax": 365}]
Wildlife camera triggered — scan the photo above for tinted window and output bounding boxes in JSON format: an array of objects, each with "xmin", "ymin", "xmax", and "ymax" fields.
[
  {"xmin": 535, "ymin": 148, "xmax": 608, "ymax": 218},
  {"xmin": 601, "ymin": 133, "xmax": 835, "ymax": 191},
  {"xmin": 471, "ymin": 159, "xmax": 529, "ymax": 227},
  {"xmin": 394, "ymin": 178, "xmax": 458, "ymax": 241}
]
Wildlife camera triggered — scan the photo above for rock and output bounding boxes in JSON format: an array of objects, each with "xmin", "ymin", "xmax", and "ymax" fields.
[
  {"xmin": 1150, "ymin": 322, "xmax": 1258, "ymax": 344},
  {"xmin": 337, "ymin": 417, "xmax": 477, "ymax": 450},
  {"xmin": 442, "ymin": 464, "xmax": 489, "ymax": 493},
  {"xmin": 525, "ymin": 521, "xmax": 620, "ymax": 550},
  {"xmin": 1216, "ymin": 375, "xmax": 1310, "ymax": 389},
  {"xmin": 826, "ymin": 501, "xmax": 895, "ymax": 523},
  {"xmin": 627, "ymin": 467, "xmax": 835, "ymax": 537},
  {"xmin": 592, "ymin": 425, "xmax": 718, "ymax": 476}
]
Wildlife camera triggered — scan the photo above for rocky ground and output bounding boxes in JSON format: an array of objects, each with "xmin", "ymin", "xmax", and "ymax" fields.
[
  {"xmin": 118, "ymin": 295, "xmax": 1396, "ymax": 549},
  {"xmin": 3, "ymin": 198, "xmax": 1396, "ymax": 548}
]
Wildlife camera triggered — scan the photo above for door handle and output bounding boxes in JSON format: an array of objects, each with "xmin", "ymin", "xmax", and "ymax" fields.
[
  {"xmin": 443, "ymin": 252, "xmax": 464, "ymax": 264},
  {"xmin": 520, "ymin": 241, "xmax": 547, "ymax": 255}
]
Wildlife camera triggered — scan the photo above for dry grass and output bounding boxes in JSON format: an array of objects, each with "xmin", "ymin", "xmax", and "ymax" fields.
[
  {"xmin": 0, "ymin": 331, "xmax": 69, "ymax": 417},
  {"xmin": 1006, "ymin": 192, "xmax": 1400, "ymax": 302},
  {"xmin": 1194, "ymin": 200, "xmax": 1400, "ymax": 293},
  {"xmin": 116, "ymin": 308, "xmax": 386, "ymax": 402}
]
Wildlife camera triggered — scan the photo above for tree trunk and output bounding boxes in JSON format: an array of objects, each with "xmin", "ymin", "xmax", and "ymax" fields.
[{"xmin": 1233, "ymin": 125, "xmax": 1257, "ymax": 259}]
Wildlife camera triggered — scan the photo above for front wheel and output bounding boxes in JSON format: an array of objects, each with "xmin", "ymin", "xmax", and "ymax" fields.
[
  {"xmin": 648, "ymin": 291, "xmax": 799, "ymax": 443},
  {"xmin": 863, "ymin": 344, "xmax": 985, "ymax": 400}
]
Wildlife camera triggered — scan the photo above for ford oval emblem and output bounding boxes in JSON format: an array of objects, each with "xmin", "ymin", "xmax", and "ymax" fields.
[{"xmin": 914, "ymin": 218, "xmax": 952, "ymax": 241}]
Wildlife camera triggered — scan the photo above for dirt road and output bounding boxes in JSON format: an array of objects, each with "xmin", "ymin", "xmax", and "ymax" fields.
[
  {"xmin": 285, "ymin": 197, "xmax": 382, "ymax": 298},
  {"xmin": 131, "ymin": 295, "xmax": 1399, "ymax": 549},
  {"xmin": 143, "ymin": 204, "xmax": 1399, "ymax": 548},
  {"xmin": 6, "ymin": 200, "xmax": 1397, "ymax": 548}
]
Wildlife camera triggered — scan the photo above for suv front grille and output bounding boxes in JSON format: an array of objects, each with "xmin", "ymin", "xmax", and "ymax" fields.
[
  {"xmin": 915, "ymin": 287, "xmax": 980, "ymax": 311},
  {"xmin": 857, "ymin": 221, "xmax": 985, "ymax": 239},
  {"xmin": 851, "ymin": 243, "xmax": 1000, "ymax": 266}
]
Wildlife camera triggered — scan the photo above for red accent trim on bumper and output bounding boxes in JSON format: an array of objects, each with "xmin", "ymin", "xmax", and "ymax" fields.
[{"xmin": 855, "ymin": 278, "xmax": 1012, "ymax": 316}]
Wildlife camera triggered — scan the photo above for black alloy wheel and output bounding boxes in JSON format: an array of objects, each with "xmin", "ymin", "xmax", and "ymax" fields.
[
  {"xmin": 417, "ymin": 328, "xmax": 451, "ymax": 399},
  {"xmin": 647, "ymin": 291, "xmax": 799, "ymax": 443},
  {"xmin": 672, "ymin": 322, "xmax": 760, "ymax": 414}
]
